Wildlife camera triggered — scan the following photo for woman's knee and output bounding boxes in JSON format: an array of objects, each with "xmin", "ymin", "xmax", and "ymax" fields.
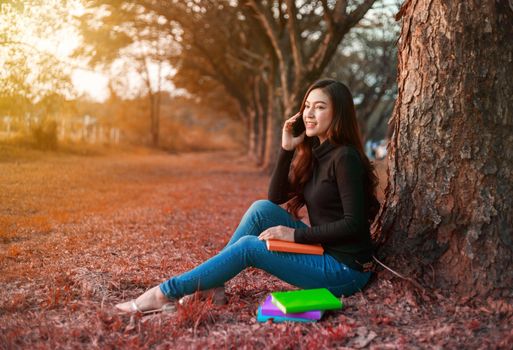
[
  {"xmin": 247, "ymin": 199, "xmax": 280, "ymax": 217},
  {"xmin": 229, "ymin": 235, "xmax": 267, "ymax": 266},
  {"xmin": 234, "ymin": 235, "xmax": 263, "ymax": 249}
]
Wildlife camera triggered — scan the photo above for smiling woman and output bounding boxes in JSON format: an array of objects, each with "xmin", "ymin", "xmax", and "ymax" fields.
[{"xmin": 115, "ymin": 79, "xmax": 380, "ymax": 314}]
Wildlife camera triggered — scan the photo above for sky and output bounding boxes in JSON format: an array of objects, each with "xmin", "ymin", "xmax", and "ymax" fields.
[{"xmin": 0, "ymin": 0, "xmax": 178, "ymax": 103}]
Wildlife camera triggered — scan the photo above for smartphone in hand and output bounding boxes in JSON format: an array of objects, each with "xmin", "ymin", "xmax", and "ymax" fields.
[{"xmin": 292, "ymin": 115, "xmax": 305, "ymax": 137}]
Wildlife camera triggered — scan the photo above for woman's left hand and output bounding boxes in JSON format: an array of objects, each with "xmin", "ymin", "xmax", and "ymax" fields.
[{"xmin": 258, "ymin": 226, "xmax": 295, "ymax": 242}]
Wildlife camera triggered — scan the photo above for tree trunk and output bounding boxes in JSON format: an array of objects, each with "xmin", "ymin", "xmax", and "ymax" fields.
[
  {"xmin": 375, "ymin": 0, "xmax": 513, "ymax": 298},
  {"xmin": 151, "ymin": 100, "xmax": 160, "ymax": 147},
  {"xmin": 256, "ymin": 99, "xmax": 267, "ymax": 167},
  {"xmin": 262, "ymin": 83, "xmax": 281, "ymax": 172},
  {"xmin": 252, "ymin": 75, "xmax": 266, "ymax": 166},
  {"xmin": 153, "ymin": 63, "xmax": 162, "ymax": 148},
  {"xmin": 148, "ymin": 92, "xmax": 159, "ymax": 148},
  {"xmin": 246, "ymin": 108, "xmax": 257, "ymax": 161}
]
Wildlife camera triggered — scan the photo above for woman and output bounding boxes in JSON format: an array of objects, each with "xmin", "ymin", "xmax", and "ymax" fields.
[{"xmin": 116, "ymin": 79, "xmax": 379, "ymax": 313}]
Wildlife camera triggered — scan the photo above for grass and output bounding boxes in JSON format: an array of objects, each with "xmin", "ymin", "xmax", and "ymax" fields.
[{"xmin": 0, "ymin": 145, "xmax": 511, "ymax": 349}]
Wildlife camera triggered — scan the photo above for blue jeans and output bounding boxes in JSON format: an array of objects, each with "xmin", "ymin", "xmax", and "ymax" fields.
[{"xmin": 159, "ymin": 200, "xmax": 371, "ymax": 299}]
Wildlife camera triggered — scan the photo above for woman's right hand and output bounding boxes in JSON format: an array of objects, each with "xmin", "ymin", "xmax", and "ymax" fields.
[{"xmin": 282, "ymin": 112, "xmax": 305, "ymax": 151}]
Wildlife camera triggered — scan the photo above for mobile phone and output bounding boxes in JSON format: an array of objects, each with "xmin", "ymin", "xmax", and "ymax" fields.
[{"xmin": 292, "ymin": 115, "xmax": 305, "ymax": 137}]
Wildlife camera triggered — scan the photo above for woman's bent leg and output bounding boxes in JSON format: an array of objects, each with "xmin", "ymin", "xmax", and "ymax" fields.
[
  {"xmin": 223, "ymin": 199, "xmax": 307, "ymax": 249},
  {"xmin": 170, "ymin": 200, "xmax": 307, "ymax": 301},
  {"xmin": 159, "ymin": 235, "xmax": 371, "ymax": 299}
]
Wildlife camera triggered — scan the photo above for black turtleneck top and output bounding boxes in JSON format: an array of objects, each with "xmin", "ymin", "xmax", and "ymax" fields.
[{"xmin": 268, "ymin": 141, "xmax": 374, "ymax": 271}]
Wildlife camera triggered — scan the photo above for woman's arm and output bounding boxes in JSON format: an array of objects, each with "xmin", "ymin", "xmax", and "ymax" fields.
[
  {"xmin": 294, "ymin": 150, "xmax": 367, "ymax": 244},
  {"xmin": 268, "ymin": 112, "xmax": 305, "ymax": 204},
  {"xmin": 267, "ymin": 148, "xmax": 295, "ymax": 204}
]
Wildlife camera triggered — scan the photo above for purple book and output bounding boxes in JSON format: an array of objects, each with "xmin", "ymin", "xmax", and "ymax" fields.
[{"xmin": 260, "ymin": 295, "xmax": 324, "ymax": 320}]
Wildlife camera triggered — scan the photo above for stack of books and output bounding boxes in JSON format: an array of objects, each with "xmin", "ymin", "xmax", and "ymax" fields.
[{"xmin": 256, "ymin": 288, "xmax": 343, "ymax": 323}]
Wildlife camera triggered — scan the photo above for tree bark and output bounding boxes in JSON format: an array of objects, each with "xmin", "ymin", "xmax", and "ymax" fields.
[
  {"xmin": 255, "ymin": 79, "xmax": 267, "ymax": 166},
  {"xmin": 262, "ymin": 81, "xmax": 281, "ymax": 172},
  {"xmin": 375, "ymin": 0, "xmax": 513, "ymax": 298},
  {"xmin": 246, "ymin": 108, "xmax": 257, "ymax": 161}
]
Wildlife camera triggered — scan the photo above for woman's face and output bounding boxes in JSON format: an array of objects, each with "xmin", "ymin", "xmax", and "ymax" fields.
[{"xmin": 303, "ymin": 88, "xmax": 333, "ymax": 143}]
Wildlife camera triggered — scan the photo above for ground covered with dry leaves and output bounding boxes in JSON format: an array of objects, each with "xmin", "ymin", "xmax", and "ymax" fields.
[{"xmin": 1, "ymin": 145, "xmax": 511, "ymax": 349}]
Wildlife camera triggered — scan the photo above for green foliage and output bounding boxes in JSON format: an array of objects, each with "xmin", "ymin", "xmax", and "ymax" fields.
[
  {"xmin": 72, "ymin": 1, "xmax": 134, "ymax": 66},
  {"xmin": 0, "ymin": 1, "xmax": 74, "ymax": 111},
  {"xmin": 30, "ymin": 119, "xmax": 59, "ymax": 150}
]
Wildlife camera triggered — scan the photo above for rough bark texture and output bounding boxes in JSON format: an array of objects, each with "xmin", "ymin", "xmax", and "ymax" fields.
[{"xmin": 375, "ymin": 0, "xmax": 513, "ymax": 298}]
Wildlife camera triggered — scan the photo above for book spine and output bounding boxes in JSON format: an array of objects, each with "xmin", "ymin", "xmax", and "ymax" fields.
[
  {"xmin": 257, "ymin": 307, "xmax": 316, "ymax": 323},
  {"xmin": 261, "ymin": 309, "xmax": 323, "ymax": 319},
  {"xmin": 270, "ymin": 297, "xmax": 288, "ymax": 314}
]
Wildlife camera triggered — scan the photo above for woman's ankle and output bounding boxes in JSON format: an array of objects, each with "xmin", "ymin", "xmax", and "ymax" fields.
[
  {"xmin": 155, "ymin": 286, "xmax": 170, "ymax": 302},
  {"xmin": 134, "ymin": 286, "xmax": 170, "ymax": 309},
  {"xmin": 179, "ymin": 286, "xmax": 227, "ymax": 305}
]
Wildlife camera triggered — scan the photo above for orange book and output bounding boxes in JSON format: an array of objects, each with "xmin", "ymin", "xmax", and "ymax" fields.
[{"xmin": 266, "ymin": 239, "xmax": 324, "ymax": 255}]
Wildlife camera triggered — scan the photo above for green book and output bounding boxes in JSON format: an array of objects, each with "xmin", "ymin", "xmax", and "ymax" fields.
[{"xmin": 271, "ymin": 288, "xmax": 343, "ymax": 314}]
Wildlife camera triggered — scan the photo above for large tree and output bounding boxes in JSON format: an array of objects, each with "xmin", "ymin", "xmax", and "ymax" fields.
[{"xmin": 375, "ymin": 0, "xmax": 513, "ymax": 298}]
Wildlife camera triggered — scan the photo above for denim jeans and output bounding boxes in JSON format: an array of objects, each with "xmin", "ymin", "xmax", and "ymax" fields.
[{"xmin": 159, "ymin": 200, "xmax": 371, "ymax": 299}]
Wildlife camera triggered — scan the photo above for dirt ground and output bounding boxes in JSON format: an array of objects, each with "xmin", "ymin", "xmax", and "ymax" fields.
[{"xmin": 0, "ymin": 145, "xmax": 511, "ymax": 349}]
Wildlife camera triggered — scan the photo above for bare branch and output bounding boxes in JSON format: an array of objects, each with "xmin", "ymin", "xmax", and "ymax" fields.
[
  {"xmin": 285, "ymin": 0, "xmax": 304, "ymax": 79},
  {"xmin": 243, "ymin": 0, "xmax": 289, "ymax": 106},
  {"xmin": 333, "ymin": 0, "xmax": 348, "ymax": 22},
  {"xmin": 304, "ymin": 29, "xmax": 336, "ymax": 78},
  {"xmin": 320, "ymin": 0, "xmax": 335, "ymax": 31},
  {"xmin": 189, "ymin": 38, "xmax": 248, "ymax": 107},
  {"xmin": 372, "ymin": 255, "xmax": 426, "ymax": 292},
  {"xmin": 226, "ymin": 52, "xmax": 264, "ymax": 72},
  {"xmin": 347, "ymin": 0, "xmax": 377, "ymax": 28},
  {"xmin": 277, "ymin": 0, "xmax": 287, "ymax": 34},
  {"xmin": 306, "ymin": 0, "xmax": 376, "ymax": 79}
]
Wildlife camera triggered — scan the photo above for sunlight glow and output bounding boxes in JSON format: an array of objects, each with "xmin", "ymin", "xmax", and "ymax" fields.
[
  {"xmin": 72, "ymin": 69, "xmax": 110, "ymax": 102},
  {"xmin": 1, "ymin": 0, "xmax": 179, "ymax": 103}
]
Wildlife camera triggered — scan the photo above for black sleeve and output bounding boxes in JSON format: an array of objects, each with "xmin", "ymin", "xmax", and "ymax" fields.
[
  {"xmin": 268, "ymin": 147, "xmax": 295, "ymax": 205},
  {"xmin": 294, "ymin": 150, "xmax": 366, "ymax": 244}
]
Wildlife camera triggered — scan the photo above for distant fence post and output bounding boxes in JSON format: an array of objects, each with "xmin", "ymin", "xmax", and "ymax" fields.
[
  {"xmin": 110, "ymin": 127, "xmax": 120, "ymax": 144},
  {"xmin": 3, "ymin": 116, "xmax": 12, "ymax": 136},
  {"xmin": 60, "ymin": 119, "xmax": 66, "ymax": 140},
  {"xmin": 82, "ymin": 115, "xmax": 90, "ymax": 142},
  {"xmin": 98, "ymin": 125, "xmax": 104, "ymax": 143}
]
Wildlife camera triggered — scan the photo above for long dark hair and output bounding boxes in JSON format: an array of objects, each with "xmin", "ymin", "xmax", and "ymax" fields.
[{"xmin": 286, "ymin": 79, "xmax": 380, "ymax": 224}]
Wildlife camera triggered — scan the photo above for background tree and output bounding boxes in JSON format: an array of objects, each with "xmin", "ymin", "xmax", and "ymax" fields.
[
  {"xmin": 374, "ymin": 0, "xmax": 513, "ymax": 298},
  {"xmin": 0, "ymin": 2, "xmax": 74, "ymax": 119},
  {"xmin": 0, "ymin": 1, "xmax": 83, "ymax": 148},
  {"xmin": 76, "ymin": 0, "xmax": 394, "ymax": 164},
  {"xmin": 148, "ymin": 0, "xmax": 394, "ymax": 167},
  {"xmin": 239, "ymin": 0, "xmax": 378, "ymax": 168},
  {"xmin": 79, "ymin": 0, "xmax": 275, "ymax": 160},
  {"xmin": 326, "ymin": 1, "xmax": 399, "ymax": 141},
  {"xmin": 76, "ymin": 2, "xmax": 179, "ymax": 147},
  {"xmin": 118, "ymin": 16, "xmax": 178, "ymax": 147},
  {"xmin": 157, "ymin": 1, "xmax": 270, "ymax": 162}
]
